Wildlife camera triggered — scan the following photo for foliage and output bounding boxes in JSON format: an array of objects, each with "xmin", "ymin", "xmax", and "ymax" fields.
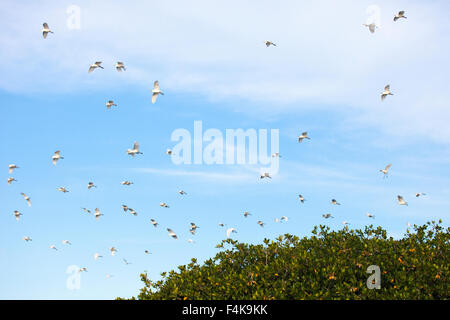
[{"xmin": 124, "ymin": 221, "xmax": 449, "ymax": 300}]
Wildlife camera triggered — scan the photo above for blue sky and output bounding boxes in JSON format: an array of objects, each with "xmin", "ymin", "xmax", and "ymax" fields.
[{"xmin": 1, "ymin": 0, "xmax": 449, "ymax": 299}]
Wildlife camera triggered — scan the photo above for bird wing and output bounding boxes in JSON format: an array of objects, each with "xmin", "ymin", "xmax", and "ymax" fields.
[
  {"xmin": 152, "ymin": 92, "xmax": 158, "ymax": 104},
  {"xmin": 397, "ymin": 195, "xmax": 404, "ymax": 201},
  {"xmin": 43, "ymin": 23, "xmax": 49, "ymax": 28},
  {"xmin": 88, "ymin": 65, "xmax": 95, "ymax": 73},
  {"xmin": 95, "ymin": 61, "xmax": 102, "ymax": 66},
  {"xmin": 133, "ymin": 141, "xmax": 139, "ymax": 150},
  {"xmin": 385, "ymin": 163, "xmax": 392, "ymax": 170},
  {"xmin": 43, "ymin": 31, "xmax": 48, "ymax": 38},
  {"xmin": 384, "ymin": 85, "xmax": 390, "ymax": 91},
  {"xmin": 369, "ymin": 24, "xmax": 375, "ymax": 33},
  {"xmin": 399, "ymin": 11, "xmax": 405, "ymax": 15}
]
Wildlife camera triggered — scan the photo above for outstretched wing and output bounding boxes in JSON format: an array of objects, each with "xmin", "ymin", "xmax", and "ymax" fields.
[
  {"xmin": 385, "ymin": 163, "xmax": 392, "ymax": 170},
  {"xmin": 152, "ymin": 92, "xmax": 158, "ymax": 104}
]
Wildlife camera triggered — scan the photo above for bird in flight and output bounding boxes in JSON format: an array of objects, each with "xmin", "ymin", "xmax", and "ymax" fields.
[
  {"xmin": 331, "ymin": 199, "xmax": 341, "ymax": 205},
  {"xmin": 52, "ymin": 150, "xmax": 64, "ymax": 166},
  {"xmin": 187, "ymin": 239, "xmax": 195, "ymax": 244},
  {"xmin": 23, "ymin": 236, "xmax": 32, "ymax": 242},
  {"xmin": 298, "ymin": 132, "xmax": 311, "ymax": 143},
  {"xmin": 7, "ymin": 177, "xmax": 17, "ymax": 185},
  {"xmin": 167, "ymin": 228, "xmax": 178, "ymax": 239},
  {"xmin": 363, "ymin": 23, "xmax": 378, "ymax": 33},
  {"xmin": 110, "ymin": 247, "xmax": 118, "ymax": 256},
  {"xmin": 128, "ymin": 208, "xmax": 138, "ymax": 216},
  {"xmin": 366, "ymin": 213, "xmax": 375, "ymax": 219},
  {"xmin": 49, "ymin": 245, "xmax": 58, "ymax": 251},
  {"xmin": 106, "ymin": 100, "xmax": 117, "ymax": 109},
  {"xmin": 79, "ymin": 267, "xmax": 88, "ymax": 273},
  {"xmin": 42, "ymin": 23, "xmax": 53, "ymax": 39},
  {"xmin": 20, "ymin": 193, "xmax": 31, "ymax": 207},
  {"xmin": 381, "ymin": 85, "xmax": 393, "ymax": 101},
  {"xmin": 298, "ymin": 195, "xmax": 305, "ymax": 203},
  {"xmin": 271, "ymin": 153, "xmax": 281, "ymax": 158},
  {"xmin": 115, "ymin": 62, "xmax": 126, "ymax": 72},
  {"xmin": 264, "ymin": 40, "xmax": 276, "ymax": 47},
  {"xmin": 322, "ymin": 213, "xmax": 334, "ymax": 219},
  {"xmin": 144, "ymin": 250, "xmax": 151, "ymax": 254},
  {"xmin": 380, "ymin": 164, "xmax": 392, "ymax": 178},
  {"xmin": 178, "ymin": 190, "xmax": 187, "ymax": 195},
  {"xmin": 160, "ymin": 202, "xmax": 170, "ymax": 208},
  {"xmin": 87, "ymin": 182, "xmax": 97, "ymax": 189},
  {"xmin": 151, "ymin": 81, "xmax": 164, "ymax": 104},
  {"xmin": 14, "ymin": 211, "xmax": 22, "ymax": 221},
  {"xmin": 127, "ymin": 141, "xmax": 143, "ymax": 157},
  {"xmin": 8, "ymin": 164, "xmax": 19, "ymax": 174},
  {"xmin": 243, "ymin": 211, "xmax": 251, "ymax": 218},
  {"xmin": 415, "ymin": 192, "xmax": 426, "ymax": 198},
  {"xmin": 397, "ymin": 195, "xmax": 408, "ymax": 206},
  {"xmin": 94, "ymin": 253, "xmax": 103, "ymax": 260},
  {"xmin": 81, "ymin": 207, "xmax": 92, "ymax": 214},
  {"xmin": 257, "ymin": 221, "xmax": 265, "ymax": 227},
  {"xmin": 189, "ymin": 223, "xmax": 199, "ymax": 235},
  {"xmin": 218, "ymin": 222, "xmax": 226, "ymax": 227},
  {"xmin": 57, "ymin": 187, "xmax": 69, "ymax": 193},
  {"xmin": 88, "ymin": 61, "xmax": 104, "ymax": 73},
  {"xmin": 394, "ymin": 11, "xmax": 407, "ymax": 21},
  {"xmin": 150, "ymin": 219, "xmax": 158, "ymax": 227},
  {"xmin": 121, "ymin": 181, "xmax": 134, "ymax": 186},
  {"xmin": 226, "ymin": 227, "xmax": 237, "ymax": 239},
  {"xmin": 280, "ymin": 216, "xmax": 289, "ymax": 222},
  {"xmin": 94, "ymin": 208, "xmax": 103, "ymax": 220},
  {"xmin": 62, "ymin": 240, "xmax": 71, "ymax": 245},
  {"xmin": 260, "ymin": 172, "xmax": 272, "ymax": 179}
]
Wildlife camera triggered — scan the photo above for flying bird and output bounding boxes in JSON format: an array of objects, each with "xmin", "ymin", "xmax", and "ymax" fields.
[
  {"xmin": 298, "ymin": 132, "xmax": 311, "ymax": 143},
  {"xmin": 88, "ymin": 61, "xmax": 104, "ymax": 73},
  {"xmin": 23, "ymin": 236, "xmax": 32, "ymax": 242},
  {"xmin": 243, "ymin": 211, "xmax": 251, "ymax": 218},
  {"xmin": 331, "ymin": 199, "xmax": 341, "ymax": 205},
  {"xmin": 366, "ymin": 213, "xmax": 375, "ymax": 219},
  {"xmin": 322, "ymin": 213, "xmax": 334, "ymax": 219},
  {"xmin": 415, "ymin": 192, "xmax": 426, "ymax": 198},
  {"xmin": 264, "ymin": 40, "xmax": 276, "ymax": 47},
  {"xmin": 81, "ymin": 207, "xmax": 92, "ymax": 214},
  {"xmin": 167, "ymin": 228, "xmax": 178, "ymax": 239},
  {"xmin": 115, "ymin": 62, "xmax": 126, "ymax": 72},
  {"xmin": 271, "ymin": 153, "xmax": 281, "ymax": 158},
  {"xmin": 94, "ymin": 253, "xmax": 103, "ymax": 260},
  {"xmin": 128, "ymin": 208, "xmax": 138, "ymax": 216},
  {"xmin": 42, "ymin": 23, "xmax": 53, "ymax": 39},
  {"xmin": 178, "ymin": 190, "xmax": 187, "ymax": 195},
  {"xmin": 62, "ymin": 240, "xmax": 71, "ymax": 245},
  {"xmin": 380, "ymin": 164, "xmax": 392, "ymax": 178},
  {"xmin": 363, "ymin": 23, "xmax": 378, "ymax": 33},
  {"xmin": 226, "ymin": 227, "xmax": 237, "ymax": 239},
  {"xmin": 144, "ymin": 250, "xmax": 151, "ymax": 254},
  {"xmin": 298, "ymin": 195, "xmax": 305, "ymax": 203},
  {"xmin": 79, "ymin": 267, "xmax": 88, "ymax": 273},
  {"xmin": 150, "ymin": 219, "xmax": 158, "ymax": 227},
  {"xmin": 14, "ymin": 210, "xmax": 22, "ymax": 221},
  {"xmin": 94, "ymin": 208, "xmax": 103, "ymax": 220},
  {"xmin": 381, "ymin": 85, "xmax": 393, "ymax": 101},
  {"xmin": 160, "ymin": 202, "xmax": 169, "ymax": 208},
  {"xmin": 52, "ymin": 150, "xmax": 64, "ymax": 166},
  {"xmin": 397, "ymin": 195, "xmax": 408, "ymax": 206},
  {"xmin": 87, "ymin": 182, "xmax": 97, "ymax": 189},
  {"xmin": 166, "ymin": 149, "xmax": 173, "ymax": 155},
  {"xmin": 106, "ymin": 100, "xmax": 117, "ymax": 109},
  {"xmin": 20, "ymin": 193, "xmax": 31, "ymax": 207},
  {"xmin": 257, "ymin": 221, "xmax": 265, "ymax": 227},
  {"xmin": 110, "ymin": 247, "xmax": 117, "ymax": 256},
  {"xmin": 260, "ymin": 172, "xmax": 272, "ymax": 179},
  {"xmin": 218, "ymin": 222, "xmax": 226, "ymax": 227},
  {"xmin": 394, "ymin": 11, "xmax": 407, "ymax": 21},
  {"xmin": 121, "ymin": 181, "xmax": 134, "ymax": 186},
  {"xmin": 57, "ymin": 187, "xmax": 69, "ymax": 193},
  {"xmin": 49, "ymin": 245, "xmax": 58, "ymax": 251},
  {"xmin": 280, "ymin": 216, "xmax": 289, "ymax": 222},
  {"xmin": 7, "ymin": 177, "xmax": 17, "ymax": 185},
  {"xmin": 127, "ymin": 141, "xmax": 143, "ymax": 157},
  {"xmin": 8, "ymin": 164, "xmax": 19, "ymax": 174},
  {"xmin": 151, "ymin": 81, "xmax": 164, "ymax": 104}
]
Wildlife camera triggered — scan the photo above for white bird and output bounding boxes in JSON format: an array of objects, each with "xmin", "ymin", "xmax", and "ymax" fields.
[
  {"xmin": 166, "ymin": 149, "xmax": 173, "ymax": 155},
  {"xmin": 115, "ymin": 61, "xmax": 126, "ymax": 72},
  {"xmin": 110, "ymin": 247, "xmax": 118, "ymax": 256},
  {"xmin": 260, "ymin": 172, "xmax": 272, "ymax": 179},
  {"xmin": 49, "ymin": 245, "xmax": 58, "ymax": 250},
  {"xmin": 128, "ymin": 208, "xmax": 138, "ymax": 216},
  {"xmin": 8, "ymin": 164, "xmax": 19, "ymax": 174},
  {"xmin": 178, "ymin": 190, "xmax": 187, "ymax": 195},
  {"xmin": 127, "ymin": 141, "xmax": 143, "ymax": 157},
  {"xmin": 7, "ymin": 177, "xmax": 17, "ymax": 185},
  {"xmin": 189, "ymin": 223, "xmax": 199, "ymax": 235},
  {"xmin": 264, "ymin": 40, "xmax": 276, "ymax": 47},
  {"xmin": 271, "ymin": 153, "xmax": 281, "ymax": 158},
  {"xmin": 281, "ymin": 216, "xmax": 289, "ymax": 222},
  {"xmin": 106, "ymin": 100, "xmax": 117, "ymax": 109},
  {"xmin": 381, "ymin": 85, "xmax": 393, "ymax": 101},
  {"xmin": 52, "ymin": 150, "xmax": 64, "ymax": 166},
  {"xmin": 94, "ymin": 253, "xmax": 103, "ymax": 260},
  {"xmin": 57, "ymin": 187, "xmax": 69, "ymax": 193},
  {"xmin": 20, "ymin": 192, "xmax": 31, "ymax": 207},
  {"xmin": 298, "ymin": 132, "xmax": 311, "ymax": 143},
  {"xmin": 42, "ymin": 22, "xmax": 53, "ymax": 39},
  {"xmin": 88, "ymin": 61, "xmax": 104, "ymax": 73},
  {"xmin": 243, "ymin": 211, "xmax": 251, "ymax": 218},
  {"xmin": 187, "ymin": 239, "xmax": 195, "ymax": 244},
  {"xmin": 331, "ymin": 199, "xmax": 341, "ymax": 205},
  {"xmin": 94, "ymin": 208, "xmax": 103, "ymax": 220},
  {"xmin": 415, "ymin": 192, "xmax": 426, "ymax": 198},
  {"xmin": 22, "ymin": 236, "xmax": 32, "ymax": 242},
  {"xmin": 366, "ymin": 213, "xmax": 375, "ymax": 219},
  {"xmin": 257, "ymin": 221, "xmax": 265, "ymax": 227},
  {"xmin": 167, "ymin": 228, "xmax": 178, "ymax": 239},
  {"xmin": 394, "ymin": 11, "xmax": 407, "ymax": 21},
  {"xmin": 160, "ymin": 202, "xmax": 170, "ymax": 208},
  {"xmin": 299, "ymin": 194, "xmax": 305, "ymax": 203},
  {"xmin": 14, "ymin": 210, "xmax": 22, "ymax": 221},
  {"xmin": 380, "ymin": 163, "xmax": 392, "ymax": 178},
  {"xmin": 226, "ymin": 227, "xmax": 237, "ymax": 239},
  {"xmin": 322, "ymin": 213, "xmax": 334, "ymax": 219},
  {"xmin": 151, "ymin": 81, "xmax": 164, "ymax": 104},
  {"xmin": 79, "ymin": 267, "xmax": 88, "ymax": 273},
  {"xmin": 62, "ymin": 240, "xmax": 71, "ymax": 245},
  {"xmin": 121, "ymin": 181, "xmax": 134, "ymax": 186},
  {"xmin": 274, "ymin": 218, "xmax": 280, "ymax": 223},
  {"xmin": 363, "ymin": 23, "xmax": 378, "ymax": 33},
  {"xmin": 150, "ymin": 219, "xmax": 158, "ymax": 227},
  {"xmin": 397, "ymin": 195, "xmax": 408, "ymax": 206},
  {"xmin": 87, "ymin": 182, "xmax": 97, "ymax": 189}
]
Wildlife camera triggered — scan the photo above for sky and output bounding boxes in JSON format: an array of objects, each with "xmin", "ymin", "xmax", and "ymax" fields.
[{"xmin": 0, "ymin": 0, "xmax": 449, "ymax": 299}]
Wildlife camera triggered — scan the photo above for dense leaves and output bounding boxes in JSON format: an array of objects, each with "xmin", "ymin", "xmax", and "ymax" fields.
[{"xmin": 125, "ymin": 221, "xmax": 449, "ymax": 300}]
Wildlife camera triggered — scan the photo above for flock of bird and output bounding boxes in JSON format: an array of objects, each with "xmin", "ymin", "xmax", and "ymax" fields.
[{"xmin": 5, "ymin": 9, "xmax": 426, "ymax": 278}]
